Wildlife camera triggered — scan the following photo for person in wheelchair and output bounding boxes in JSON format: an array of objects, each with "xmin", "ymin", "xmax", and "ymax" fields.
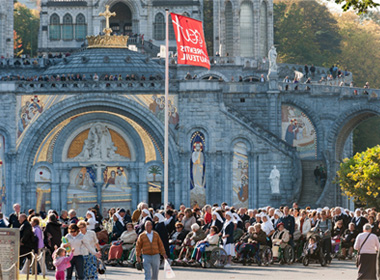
[
  {"xmin": 108, "ymin": 223, "xmax": 137, "ymax": 263},
  {"xmin": 314, "ymin": 210, "xmax": 332, "ymax": 262},
  {"xmin": 235, "ymin": 225, "xmax": 256, "ymax": 261},
  {"xmin": 188, "ymin": 226, "xmax": 219, "ymax": 264},
  {"xmin": 340, "ymin": 222, "xmax": 358, "ymax": 259},
  {"xmin": 240, "ymin": 224, "xmax": 267, "ymax": 265},
  {"xmin": 168, "ymin": 222, "xmax": 189, "ymax": 260},
  {"xmin": 271, "ymin": 222, "xmax": 290, "ymax": 262},
  {"xmin": 175, "ymin": 223, "xmax": 206, "ymax": 263}
]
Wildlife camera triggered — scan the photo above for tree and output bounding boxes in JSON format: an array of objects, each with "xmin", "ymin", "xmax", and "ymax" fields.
[
  {"xmin": 148, "ymin": 166, "xmax": 162, "ymax": 182},
  {"xmin": 14, "ymin": 2, "xmax": 39, "ymax": 57},
  {"xmin": 273, "ymin": 0, "xmax": 341, "ymax": 67},
  {"xmin": 336, "ymin": 145, "xmax": 380, "ymax": 209},
  {"xmin": 335, "ymin": 11, "xmax": 380, "ymax": 88},
  {"xmin": 14, "ymin": 30, "xmax": 23, "ymax": 58},
  {"xmin": 332, "ymin": 0, "xmax": 379, "ymax": 14}
]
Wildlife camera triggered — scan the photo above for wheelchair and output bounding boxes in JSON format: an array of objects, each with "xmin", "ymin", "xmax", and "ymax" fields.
[
  {"xmin": 259, "ymin": 245, "xmax": 273, "ymax": 266},
  {"xmin": 272, "ymin": 242, "xmax": 294, "ymax": 265},
  {"xmin": 200, "ymin": 244, "xmax": 228, "ymax": 268}
]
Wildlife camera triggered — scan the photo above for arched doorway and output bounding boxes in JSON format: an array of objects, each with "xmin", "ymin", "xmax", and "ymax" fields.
[{"xmin": 109, "ymin": 2, "xmax": 133, "ymax": 35}]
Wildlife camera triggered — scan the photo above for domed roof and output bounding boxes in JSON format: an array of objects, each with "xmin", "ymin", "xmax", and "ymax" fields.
[{"xmin": 43, "ymin": 48, "xmax": 165, "ymax": 78}]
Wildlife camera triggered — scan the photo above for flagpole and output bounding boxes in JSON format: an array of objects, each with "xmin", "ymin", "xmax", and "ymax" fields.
[{"xmin": 164, "ymin": 9, "xmax": 169, "ymax": 209}]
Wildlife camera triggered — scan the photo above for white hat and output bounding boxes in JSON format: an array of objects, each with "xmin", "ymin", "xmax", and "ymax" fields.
[{"xmin": 191, "ymin": 223, "xmax": 200, "ymax": 230}]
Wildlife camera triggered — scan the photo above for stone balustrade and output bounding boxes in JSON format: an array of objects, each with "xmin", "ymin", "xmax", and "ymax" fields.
[{"xmin": 278, "ymin": 82, "xmax": 380, "ymax": 98}]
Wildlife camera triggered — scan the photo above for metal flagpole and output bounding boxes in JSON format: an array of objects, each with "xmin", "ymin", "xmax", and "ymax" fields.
[{"xmin": 164, "ymin": 9, "xmax": 169, "ymax": 209}]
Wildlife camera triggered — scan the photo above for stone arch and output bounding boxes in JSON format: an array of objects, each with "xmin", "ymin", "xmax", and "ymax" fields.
[
  {"xmin": 185, "ymin": 126, "xmax": 210, "ymax": 152},
  {"xmin": 30, "ymin": 162, "xmax": 56, "ymax": 183},
  {"xmin": 52, "ymin": 113, "xmax": 145, "ymax": 163},
  {"xmin": 49, "ymin": 13, "xmax": 61, "ymax": 40},
  {"xmin": 327, "ymin": 105, "xmax": 380, "ymax": 160},
  {"xmin": 197, "ymin": 71, "xmax": 228, "ymax": 82},
  {"xmin": 62, "ymin": 13, "xmax": 73, "ymax": 40},
  {"xmin": 230, "ymin": 136, "xmax": 252, "ymax": 152},
  {"xmin": 16, "ymin": 94, "xmax": 179, "ymax": 186},
  {"xmin": 104, "ymin": 0, "xmax": 141, "ymax": 16},
  {"xmin": 281, "ymin": 98, "xmax": 323, "ymax": 159}
]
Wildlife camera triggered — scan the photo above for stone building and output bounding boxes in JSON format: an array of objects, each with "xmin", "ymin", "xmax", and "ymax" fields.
[
  {"xmin": 0, "ymin": 1, "xmax": 375, "ymax": 217},
  {"xmin": 0, "ymin": 0, "xmax": 14, "ymax": 58}
]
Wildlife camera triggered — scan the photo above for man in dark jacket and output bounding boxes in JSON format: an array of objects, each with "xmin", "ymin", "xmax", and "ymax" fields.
[
  {"xmin": 279, "ymin": 206, "xmax": 295, "ymax": 247},
  {"xmin": 8, "ymin": 203, "xmax": 21, "ymax": 228},
  {"xmin": 165, "ymin": 210, "xmax": 176, "ymax": 235},
  {"xmin": 68, "ymin": 209, "xmax": 79, "ymax": 224},
  {"xmin": 19, "ymin": 213, "xmax": 35, "ymax": 264}
]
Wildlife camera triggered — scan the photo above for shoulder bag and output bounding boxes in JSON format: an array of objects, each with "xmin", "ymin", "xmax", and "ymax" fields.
[{"xmin": 356, "ymin": 233, "xmax": 371, "ymax": 267}]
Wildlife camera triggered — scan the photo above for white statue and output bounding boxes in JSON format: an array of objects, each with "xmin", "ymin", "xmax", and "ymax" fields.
[
  {"xmin": 73, "ymin": 123, "xmax": 129, "ymax": 162},
  {"xmin": 269, "ymin": 165, "xmax": 280, "ymax": 194},
  {"xmin": 268, "ymin": 45, "xmax": 278, "ymax": 73},
  {"xmin": 192, "ymin": 142, "xmax": 205, "ymax": 193}
]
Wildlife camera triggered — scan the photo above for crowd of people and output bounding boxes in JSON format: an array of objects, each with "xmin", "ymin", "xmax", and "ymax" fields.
[{"xmin": 0, "ymin": 201, "xmax": 380, "ymax": 280}]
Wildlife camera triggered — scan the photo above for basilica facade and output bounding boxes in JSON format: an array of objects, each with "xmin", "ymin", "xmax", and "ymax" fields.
[
  {"xmin": 0, "ymin": 0, "xmax": 14, "ymax": 58},
  {"xmin": 0, "ymin": 0, "xmax": 373, "ymax": 217}
]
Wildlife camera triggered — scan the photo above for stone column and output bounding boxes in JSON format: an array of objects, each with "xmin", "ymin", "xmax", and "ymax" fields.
[
  {"xmin": 249, "ymin": 152, "xmax": 256, "ymax": 209},
  {"xmin": 5, "ymin": 151, "xmax": 16, "ymax": 214},
  {"xmin": 59, "ymin": 167, "xmax": 70, "ymax": 211},
  {"xmin": 50, "ymin": 182, "xmax": 60, "ymax": 211},
  {"xmin": 139, "ymin": 182, "xmax": 148, "ymax": 204},
  {"xmin": 267, "ymin": 91, "xmax": 280, "ymax": 136},
  {"xmin": 29, "ymin": 182, "xmax": 37, "ymax": 211},
  {"xmin": 180, "ymin": 152, "xmax": 189, "ymax": 206}
]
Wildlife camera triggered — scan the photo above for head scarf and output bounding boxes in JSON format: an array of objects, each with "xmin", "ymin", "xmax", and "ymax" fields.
[
  {"xmin": 274, "ymin": 209, "xmax": 283, "ymax": 218},
  {"xmin": 211, "ymin": 211, "xmax": 224, "ymax": 224},
  {"xmin": 142, "ymin": 209, "xmax": 151, "ymax": 217},
  {"xmin": 86, "ymin": 211, "xmax": 96, "ymax": 221},
  {"xmin": 114, "ymin": 212, "xmax": 124, "ymax": 226},
  {"xmin": 232, "ymin": 213, "xmax": 242, "ymax": 224},
  {"xmin": 154, "ymin": 213, "xmax": 165, "ymax": 223},
  {"xmin": 223, "ymin": 211, "xmax": 235, "ymax": 230}
]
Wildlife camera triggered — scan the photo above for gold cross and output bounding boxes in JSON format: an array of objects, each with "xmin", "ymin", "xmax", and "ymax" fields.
[{"xmin": 99, "ymin": 5, "xmax": 116, "ymax": 31}]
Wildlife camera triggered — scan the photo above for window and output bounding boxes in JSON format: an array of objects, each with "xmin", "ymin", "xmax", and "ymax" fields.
[
  {"xmin": 75, "ymin": 14, "xmax": 86, "ymax": 41},
  {"xmin": 154, "ymin": 13, "xmax": 165, "ymax": 40},
  {"xmin": 62, "ymin": 13, "xmax": 73, "ymax": 40},
  {"xmin": 49, "ymin": 14, "xmax": 60, "ymax": 40},
  {"xmin": 240, "ymin": 1, "xmax": 254, "ymax": 57},
  {"xmin": 169, "ymin": 14, "xmax": 175, "ymax": 40}
]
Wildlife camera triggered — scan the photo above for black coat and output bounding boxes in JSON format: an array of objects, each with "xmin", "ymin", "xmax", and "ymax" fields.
[
  {"xmin": 210, "ymin": 219, "xmax": 223, "ymax": 233},
  {"xmin": 112, "ymin": 220, "xmax": 125, "ymax": 239},
  {"xmin": 221, "ymin": 222, "xmax": 234, "ymax": 244},
  {"xmin": 0, "ymin": 219, "xmax": 6, "ymax": 228},
  {"xmin": 44, "ymin": 221, "xmax": 62, "ymax": 251},
  {"xmin": 137, "ymin": 216, "xmax": 152, "ymax": 235},
  {"xmin": 166, "ymin": 217, "xmax": 176, "ymax": 235},
  {"xmin": 154, "ymin": 221, "xmax": 170, "ymax": 256},
  {"xmin": 8, "ymin": 213, "xmax": 20, "ymax": 228},
  {"xmin": 20, "ymin": 221, "xmax": 35, "ymax": 251},
  {"xmin": 351, "ymin": 216, "xmax": 368, "ymax": 232}
]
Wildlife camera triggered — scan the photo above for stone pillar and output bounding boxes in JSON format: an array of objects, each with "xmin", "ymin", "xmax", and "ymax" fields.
[
  {"xmin": 180, "ymin": 152, "xmax": 189, "ymax": 206},
  {"xmin": 5, "ymin": 151, "xmax": 16, "ymax": 214},
  {"xmin": 59, "ymin": 167, "xmax": 70, "ymax": 211},
  {"xmin": 129, "ymin": 168, "xmax": 138, "ymax": 209},
  {"xmin": 51, "ymin": 183, "xmax": 60, "ymax": 211},
  {"xmin": 253, "ymin": 154, "xmax": 260, "ymax": 208},
  {"xmin": 249, "ymin": 152, "xmax": 256, "ymax": 209},
  {"xmin": 29, "ymin": 183, "xmax": 37, "ymax": 211},
  {"xmin": 222, "ymin": 151, "xmax": 230, "ymax": 205},
  {"xmin": 96, "ymin": 182, "xmax": 102, "ymax": 209},
  {"xmin": 139, "ymin": 182, "xmax": 148, "ymax": 204}
]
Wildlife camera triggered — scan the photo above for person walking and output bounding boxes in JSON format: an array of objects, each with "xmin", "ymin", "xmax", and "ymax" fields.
[
  {"xmin": 136, "ymin": 221, "xmax": 168, "ymax": 280},
  {"xmin": 354, "ymin": 223, "xmax": 380, "ymax": 280}
]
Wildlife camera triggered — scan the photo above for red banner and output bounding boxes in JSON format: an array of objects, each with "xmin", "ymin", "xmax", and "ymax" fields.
[{"xmin": 171, "ymin": 13, "xmax": 210, "ymax": 70}]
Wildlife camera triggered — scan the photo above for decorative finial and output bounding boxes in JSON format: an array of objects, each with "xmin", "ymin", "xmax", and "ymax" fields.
[{"xmin": 99, "ymin": 5, "xmax": 116, "ymax": 36}]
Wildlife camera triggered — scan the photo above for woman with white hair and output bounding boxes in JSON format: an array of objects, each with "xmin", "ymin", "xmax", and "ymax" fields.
[
  {"xmin": 221, "ymin": 211, "xmax": 235, "ymax": 267},
  {"xmin": 153, "ymin": 213, "xmax": 170, "ymax": 257},
  {"xmin": 176, "ymin": 223, "xmax": 206, "ymax": 262}
]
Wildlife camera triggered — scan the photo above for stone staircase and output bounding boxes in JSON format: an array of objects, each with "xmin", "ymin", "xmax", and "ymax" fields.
[
  {"xmin": 298, "ymin": 160, "xmax": 325, "ymax": 207},
  {"xmin": 223, "ymin": 105, "xmax": 296, "ymax": 157}
]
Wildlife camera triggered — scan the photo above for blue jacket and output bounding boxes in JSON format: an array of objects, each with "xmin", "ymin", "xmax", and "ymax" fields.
[
  {"xmin": 0, "ymin": 219, "xmax": 6, "ymax": 228},
  {"xmin": 279, "ymin": 215, "xmax": 295, "ymax": 236}
]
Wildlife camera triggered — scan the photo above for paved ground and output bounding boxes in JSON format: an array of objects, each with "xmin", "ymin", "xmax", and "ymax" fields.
[{"xmin": 40, "ymin": 259, "xmax": 357, "ymax": 280}]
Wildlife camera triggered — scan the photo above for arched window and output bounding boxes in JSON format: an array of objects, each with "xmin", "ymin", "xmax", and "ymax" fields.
[
  {"xmin": 49, "ymin": 14, "xmax": 60, "ymax": 40},
  {"xmin": 225, "ymin": 1, "xmax": 233, "ymax": 56},
  {"xmin": 75, "ymin": 14, "xmax": 87, "ymax": 41},
  {"xmin": 260, "ymin": 1, "xmax": 268, "ymax": 58},
  {"xmin": 154, "ymin": 13, "xmax": 165, "ymax": 40},
  {"xmin": 62, "ymin": 13, "xmax": 73, "ymax": 40},
  {"xmin": 240, "ymin": 1, "xmax": 254, "ymax": 57}
]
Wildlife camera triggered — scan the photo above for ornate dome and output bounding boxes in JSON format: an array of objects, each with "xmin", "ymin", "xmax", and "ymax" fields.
[{"xmin": 43, "ymin": 48, "xmax": 165, "ymax": 78}]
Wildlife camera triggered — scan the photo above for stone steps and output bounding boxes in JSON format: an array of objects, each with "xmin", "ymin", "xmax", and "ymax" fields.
[{"xmin": 298, "ymin": 160, "xmax": 325, "ymax": 207}]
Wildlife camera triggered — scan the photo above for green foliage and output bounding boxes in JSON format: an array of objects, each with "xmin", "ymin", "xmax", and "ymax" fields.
[
  {"xmin": 203, "ymin": 0, "xmax": 214, "ymax": 57},
  {"xmin": 353, "ymin": 117, "xmax": 380, "ymax": 154},
  {"xmin": 336, "ymin": 145, "xmax": 380, "ymax": 208},
  {"xmin": 14, "ymin": 3, "xmax": 39, "ymax": 57},
  {"xmin": 274, "ymin": 0, "xmax": 341, "ymax": 67},
  {"xmin": 332, "ymin": 0, "xmax": 379, "ymax": 14}
]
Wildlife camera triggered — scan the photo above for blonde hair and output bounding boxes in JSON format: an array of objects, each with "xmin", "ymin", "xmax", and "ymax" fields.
[{"xmin": 77, "ymin": 220, "xmax": 87, "ymax": 228}]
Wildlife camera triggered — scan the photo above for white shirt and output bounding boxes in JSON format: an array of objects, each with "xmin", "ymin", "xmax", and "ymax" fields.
[
  {"xmin": 82, "ymin": 230, "xmax": 98, "ymax": 256},
  {"xmin": 146, "ymin": 231, "xmax": 154, "ymax": 243},
  {"xmin": 354, "ymin": 232, "xmax": 380, "ymax": 255},
  {"xmin": 65, "ymin": 233, "xmax": 97, "ymax": 256}
]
